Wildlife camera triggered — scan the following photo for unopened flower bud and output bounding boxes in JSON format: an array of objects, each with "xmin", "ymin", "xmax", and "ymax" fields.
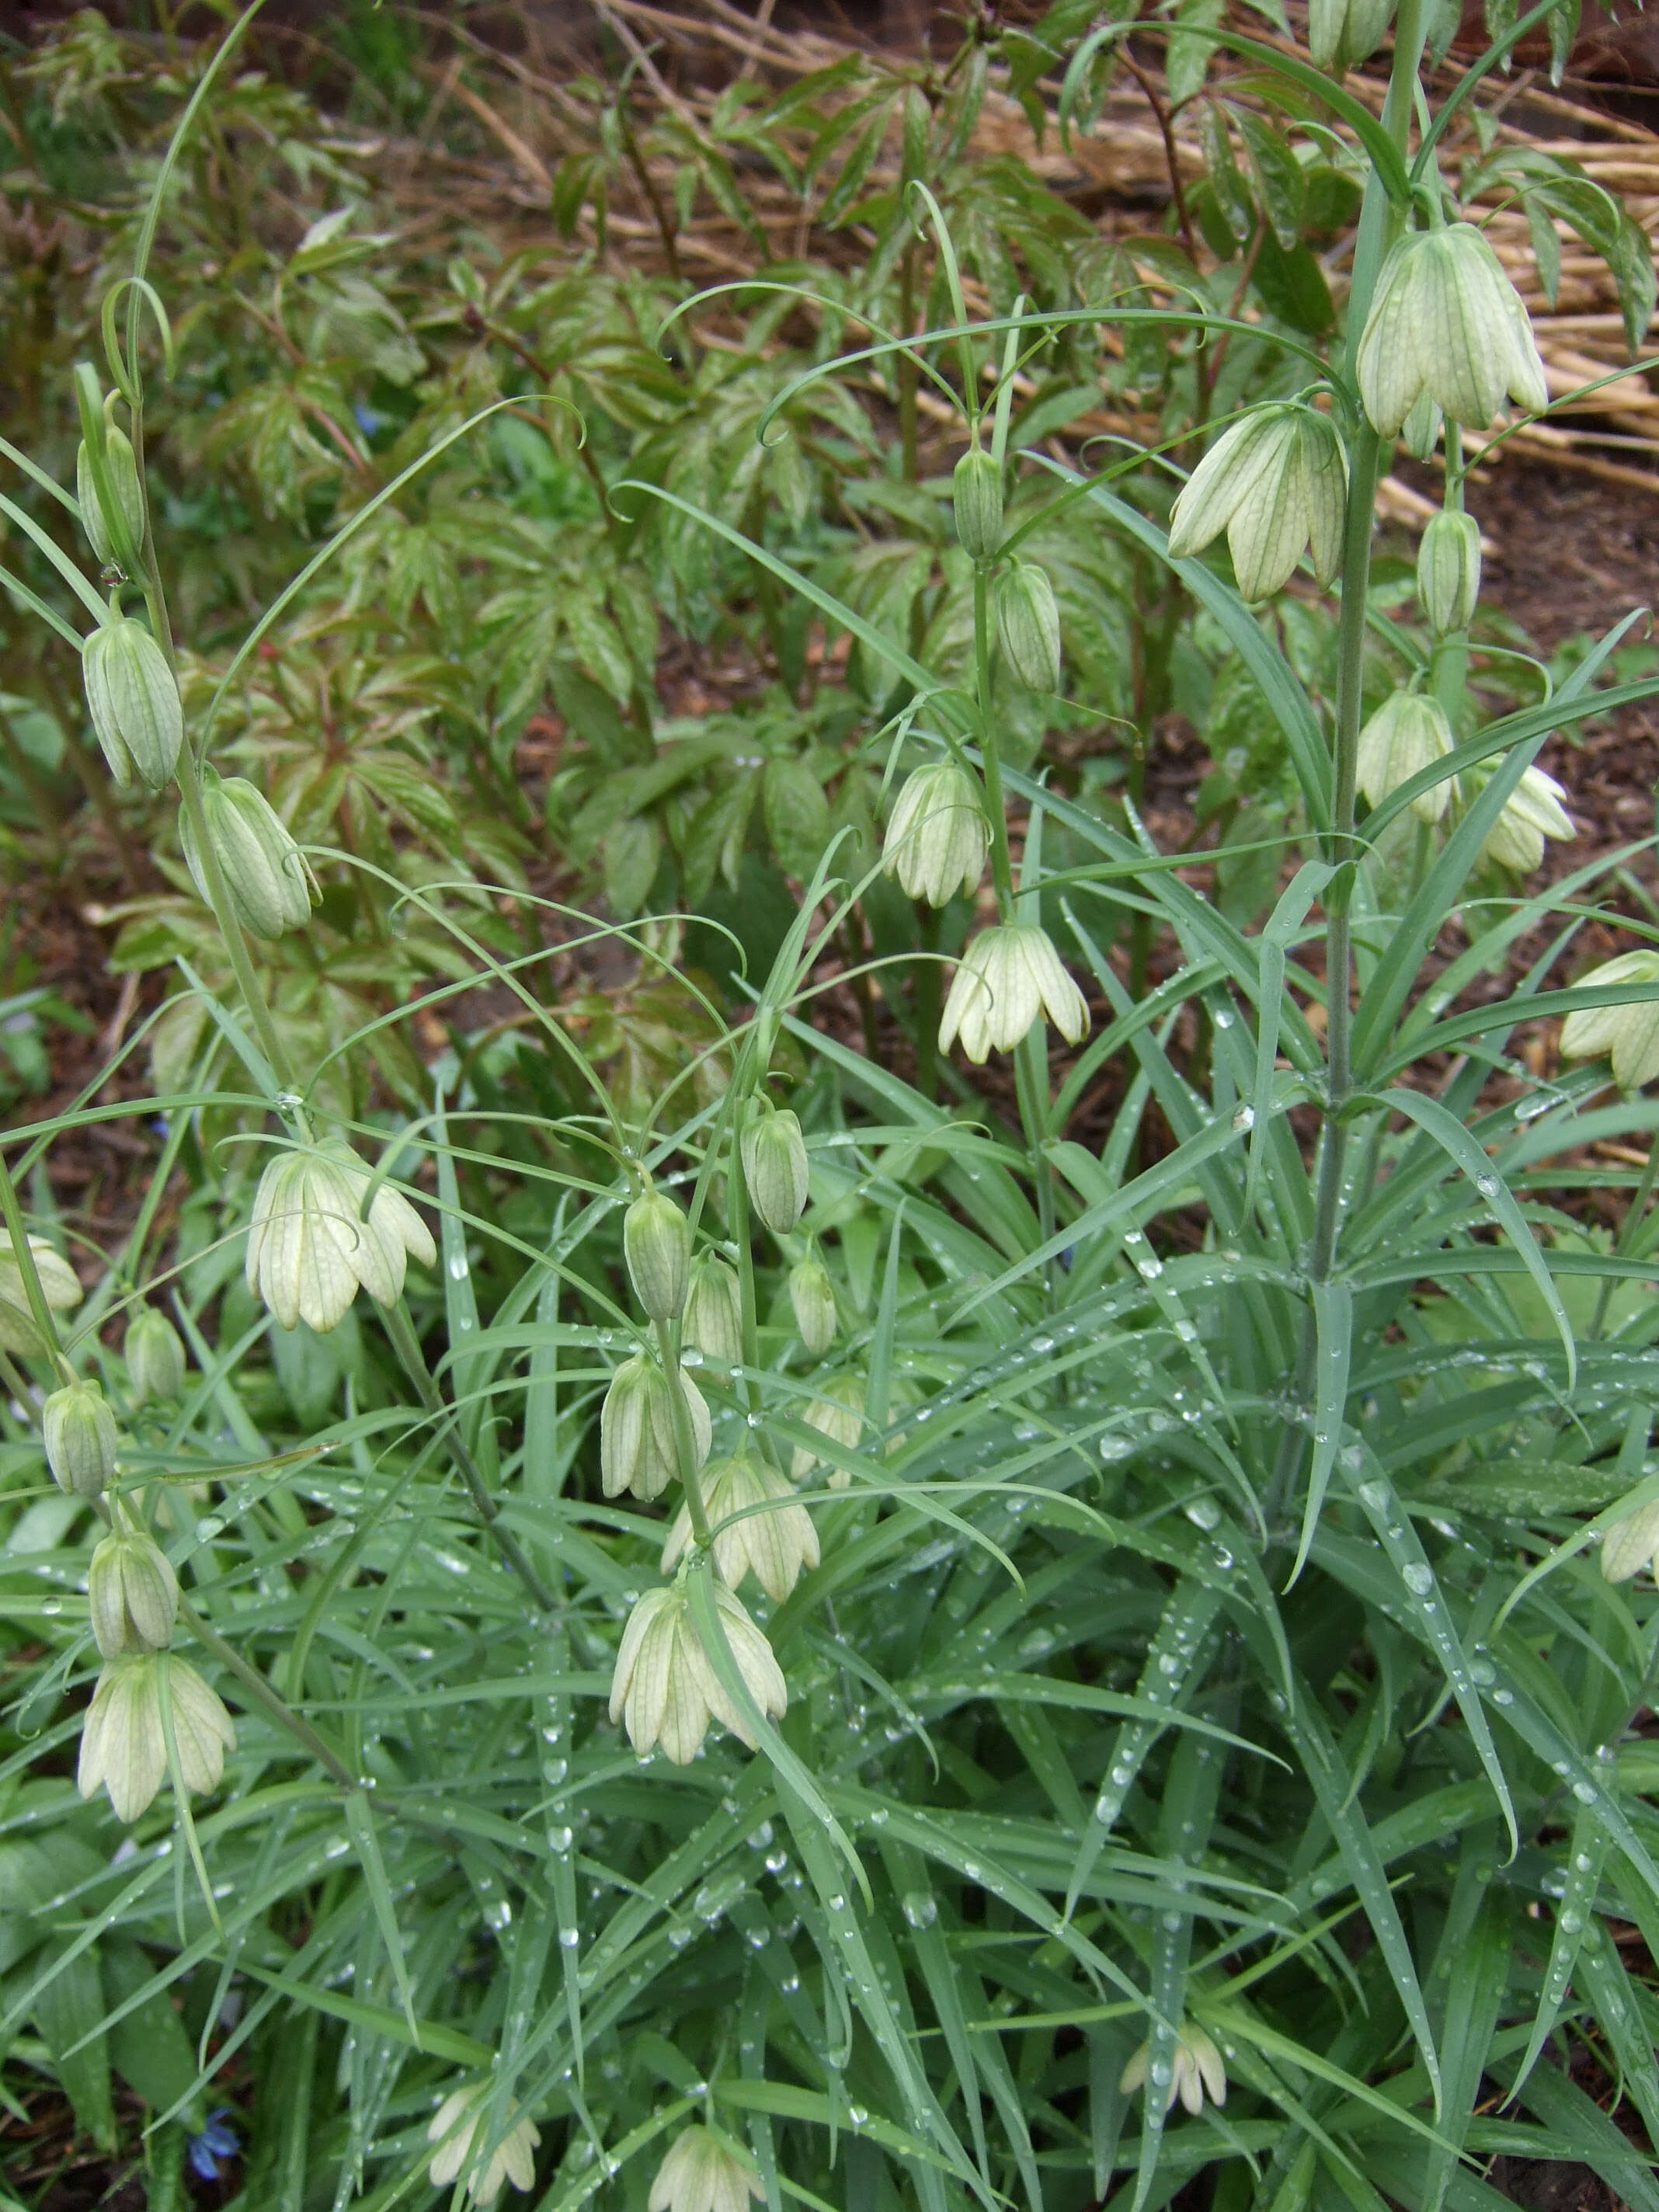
[
  {"xmin": 1480, "ymin": 764, "xmax": 1574, "ymax": 874},
  {"xmin": 77, "ymin": 1651, "xmax": 235, "ymax": 1823},
  {"xmin": 1356, "ymin": 692, "xmax": 1454, "ymax": 823},
  {"xmin": 125, "ymin": 1306, "xmax": 187, "ymax": 1403},
  {"xmin": 683, "ymin": 1257, "xmax": 744, "ymax": 1367},
  {"xmin": 76, "ymin": 426, "xmax": 145, "ymax": 568},
  {"xmin": 953, "ymin": 442, "xmax": 1004, "ymax": 561},
  {"xmin": 996, "ymin": 560, "xmax": 1063, "ymax": 692},
  {"xmin": 83, "ymin": 616, "xmax": 183, "ymax": 791},
  {"xmin": 623, "ymin": 1188, "xmax": 690, "ymax": 1322},
  {"xmin": 89, "ymin": 1522, "xmax": 179, "ymax": 1657},
  {"xmin": 883, "ymin": 760, "xmax": 988, "ymax": 906},
  {"xmin": 609, "ymin": 1578, "xmax": 786, "ymax": 1762},
  {"xmin": 180, "ymin": 768, "xmax": 318, "ymax": 940},
  {"xmin": 663, "ymin": 1454, "xmax": 821, "ymax": 1602},
  {"xmin": 741, "ymin": 1108, "xmax": 809, "ymax": 1236},
  {"xmin": 1308, "ymin": 0, "xmax": 1395, "ymax": 72},
  {"xmin": 788, "ymin": 1251, "xmax": 837, "ymax": 1355},
  {"xmin": 1417, "ymin": 510, "xmax": 1482, "ymax": 638},
  {"xmin": 1560, "ymin": 949, "xmax": 1659, "ymax": 1090},
  {"xmin": 1167, "ymin": 405, "xmax": 1348, "ymax": 602},
  {"xmin": 43, "ymin": 1378, "xmax": 118, "ymax": 1500},
  {"xmin": 649, "ymin": 2128, "xmax": 763, "ymax": 2212},
  {"xmin": 600, "ymin": 1353, "xmax": 711, "ymax": 1501},
  {"xmin": 1358, "ymin": 224, "xmax": 1548, "ymax": 438},
  {"xmin": 940, "ymin": 923, "xmax": 1090, "ymax": 1063},
  {"xmin": 428, "ymin": 2082, "xmax": 541, "ymax": 2203},
  {"xmin": 0, "ymin": 1235, "xmax": 82, "ymax": 1358},
  {"xmin": 245, "ymin": 1143, "xmax": 436, "ymax": 1335},
  {"xmin": 1120, "ymin": 2023, "xmax": 1227, "ymax": 2115},
  {"xmin": 1401, "ymin": 391, "xmax": 1444, "ymax": 462}
]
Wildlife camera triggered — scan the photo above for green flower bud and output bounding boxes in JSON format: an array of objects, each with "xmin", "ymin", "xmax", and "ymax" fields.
[
  {"xmin": 76, "ymin": 426, "xmax": 145, "ymax": 569},
  {"xmin": 788, "ymin": 1252, "xmax": 836, "ymax": 1356},
  {"xmin": 124, "ymin": 1306, "xmax": 186, "ymax": 1403},
  {"xmin": 1355, "ymin": 692, "xmax": 1455, "ymax": 823},
  {"xmin": 623, "ymin": 1189, "xmax": 690, "ymax": 1322},
  {"xmin": 953, "ymin": 442, "xmax": 1004, "ymax": 562},
  {"xmin": 1602, "ymin": 1494, "xmax": 1659, "ymax": 1583},
  {"xmin": 43, "ymin": 1378, "xmax": 118, "ymax": 1501},
  {"xmin": 1167, "ymin": 405, "xmax": 1348, "ymax": 601},
  {"xmin": 683, "ymin": 1256, "xmax": 744, "ymax": 1367},
  {"xmin": 883, "ymin": 760, "xmax": 987, "ymax": 907},
  {"xmin": 0, "ymin": 1235, "xmax": 82, "ymax": 1358},
  {"xmin": 995, "ymin": 560, "xmax": 1063, "ymax": 693},
  {"xmin": 1560, "ymin": 950, "xmax": 1659, "ymax": 1092},
  {"xmin": 1417, "ymin": 510, "xmax": 1482, "ymax": 637},
  {"xmin": 1401, "ymin": 391, "xmax": 1444, "ymax": 462},
  {"xmin": 1308, "ymin": 0, "xmax": 1394, "ymax": 71},
  {"xmin": 78, "ymin": 1651, "xmax": 235, "ymax": 1823},
  {"xmin": 82, "ymin": 616, "xmax": 183, "ymax": 791},
  {"xmin": 600, "ymin": 1353, "xmax": 711, "ymax": 1501},
  {"xmin": 179, "ymin": 767, "xmax": 318, "ymax": 940},
  {"xmin": 740, "ymin": 1108, "xmax": 809, "ymax": 1236},
  {"xmin": 1358, "ymin": 224, "xmax": 1548, "ymax": 438},
  {"xmin": 88, "ymin": 1522, "xmax": 179, "ymax": 1658}
]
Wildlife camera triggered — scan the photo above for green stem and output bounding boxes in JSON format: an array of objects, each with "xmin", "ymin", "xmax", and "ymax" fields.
[
  {"xmin": 972, "ymin": 565, "xmax": 1016, "ymax": 913},
  {"xmin": 381, "ymin": 1299, "xmax": 557, "ymax": 1611},
  {"xmin": 654, "ymin": 1315, "xmax": 711, "ymax": 1545},
  {"xmin": 175, "ymin": 1592, "xmax": 356, "ymax": 1791}
]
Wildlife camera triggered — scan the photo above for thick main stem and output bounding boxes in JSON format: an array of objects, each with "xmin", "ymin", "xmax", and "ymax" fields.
[
  {"xmin": 972, "ymin": 565, "xmax": 1017, "ymax": 913},
  {"xmin": 654, "ymin": 1315, "xmax": 711, "ymax": 1546}
]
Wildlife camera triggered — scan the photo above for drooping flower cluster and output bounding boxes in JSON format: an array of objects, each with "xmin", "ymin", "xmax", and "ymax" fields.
[{"xmin": 244, "ymin": 1140, "xmax": 436, "ymax": 1334}]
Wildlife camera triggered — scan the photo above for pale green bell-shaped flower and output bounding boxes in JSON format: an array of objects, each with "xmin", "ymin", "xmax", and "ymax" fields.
[
  {"xmin": 77, "ymin": 1651, "xmax": 235, "ymax": 1824},
  {"xmin": 649, "ymin": 2127, "xmax": 764, "ymax": 2212},
  {"xmin": 1560, "ymin": 949, "xmax": 1659, "ymax": 1090},
  {"xmin": 1357, "ymin": 224, "xmax": 1549, "ymax": 437},
  {"xmin": 1356, "ymin": 692, "xmax": 1456, "ymax": 823},
  {"xmin": 683, "ymin": 1256, "xmax": 744, "ymax": 1367},
  {"xmin": 1602, "ymin": 1497, "xmax": 1659, "ymax": 1584},
  {"xmin": 245, "ymin": 1143, "xmax": 436, "ymax": 1334},
  {"xmin": 1479, "ymin": 765, "xmax": 1574, "ymax": 873},
  {"xmin": 1166, "ymin": 405, "xmax": 1347, "ymax": 602},
  {"xmin": 599, "ymin": 1354, "xmax": 711, "ymax": 1501},
  {"xmin": 1119, "ymin": 2023, "xmax": 1228, "ymax": 2116},
  {"xmin": 883, "ymin": 761, "xmax": 988, "ymax": 907},
  {"xmin": 1308, "ymin": 0, "xmax": 1395, "ymax": 71},
  {"xmin": 939, "ymin": 924, "xmax": 1089, "ymax": 1063},
  {"xmin": 791, "ymin": 1371, "xmax": 867, "ymax": 1486},
  {"xmin": 0, "ymin": 1235, "xmax": 82, "ymax": 1357},
  {"xmin": 609, "ymin": 1580, "xmax": 786, "ymax": 1763},
  {"xmin": 661, "ymin": 1453, "xmax": 821, "ymax": 1602},
  {"xmin": 427, "ymin": 2083, "xmax": 541, "ymax": 2205}
]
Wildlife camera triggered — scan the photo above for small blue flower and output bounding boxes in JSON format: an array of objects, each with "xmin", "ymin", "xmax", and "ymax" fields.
[
  {"xmin": 187, "ymin": 2107, "xmax": 239, "ymax": 2181},
  {"xmin": 353, "ymin": 403, "xmax": 386, "ymax": 436}
]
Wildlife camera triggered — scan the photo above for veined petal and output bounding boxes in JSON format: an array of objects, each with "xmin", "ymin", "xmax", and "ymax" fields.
[{"xmin": 1166, "ymin": 410, "xmax": 1285, "ymax": 559}]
